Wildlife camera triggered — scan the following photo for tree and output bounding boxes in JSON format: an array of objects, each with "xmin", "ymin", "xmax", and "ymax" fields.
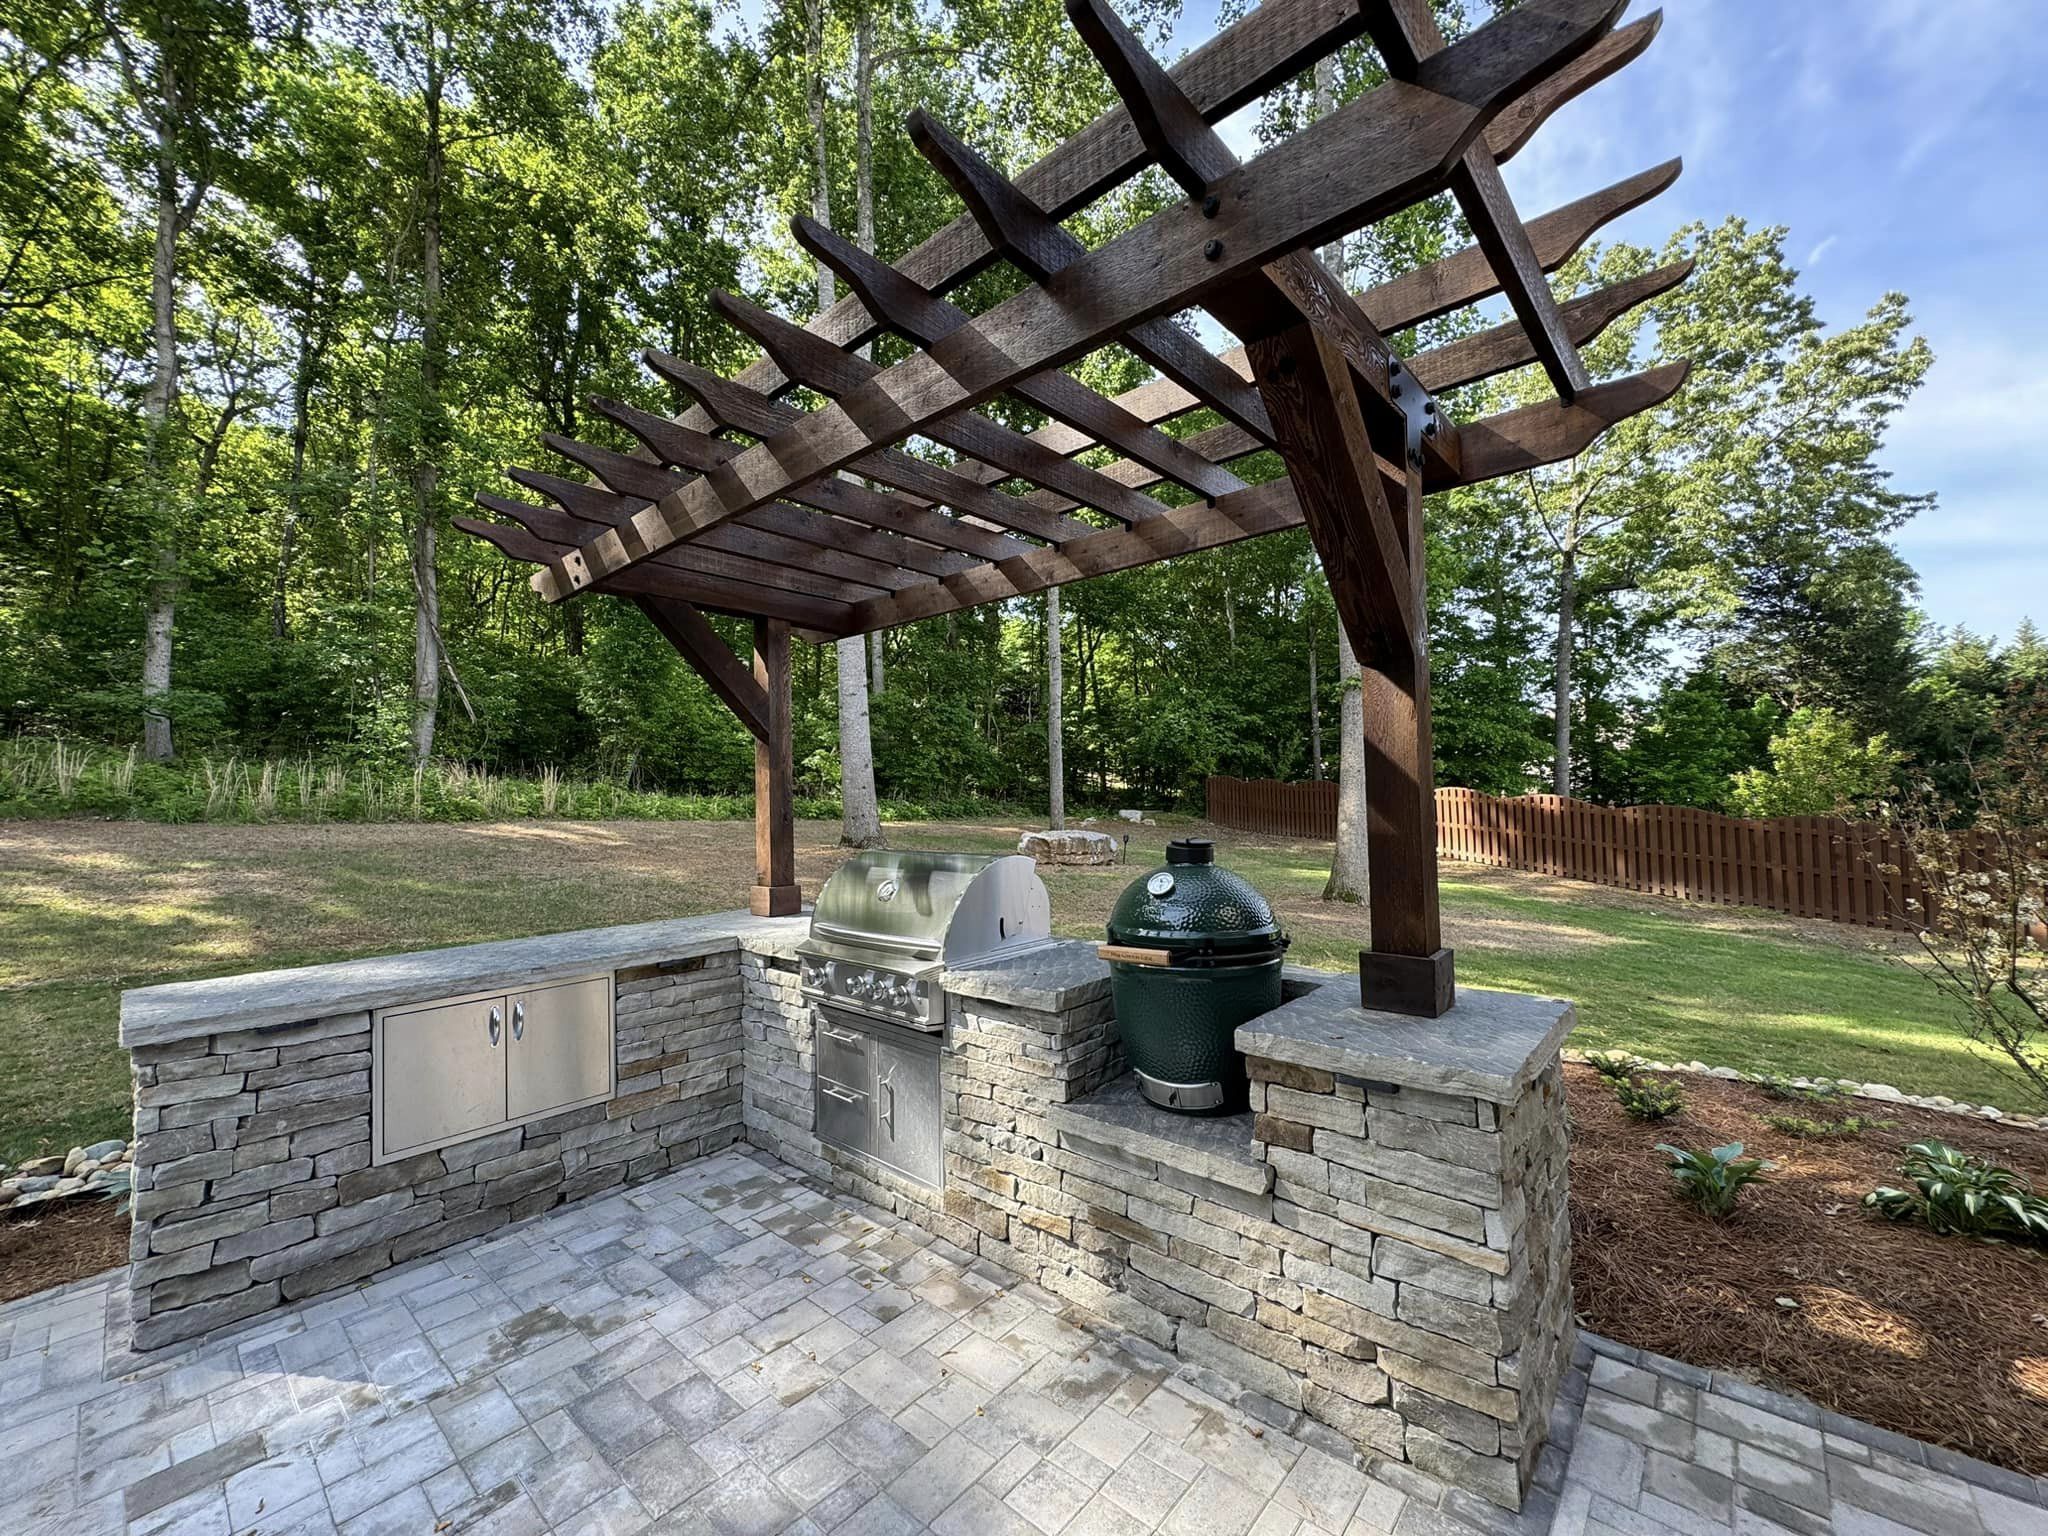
[
  {"xmin": 1727, "ymin": 706, "xmax": 1901, "ymax": 817},
  {"xmin": 94, "ymin": 0, "xmax": 266, "ymax": 759},
  {"xmin": 1456, "ymin": 221, "xmax": 1933, "ymax": 797},
  {"xmin": 355, "ymin": 0, "xmax": 587, "ymax": 762},
  {"xmin": 1610, "ymin": 670, "xmax": 1777, "ymax": 810}
]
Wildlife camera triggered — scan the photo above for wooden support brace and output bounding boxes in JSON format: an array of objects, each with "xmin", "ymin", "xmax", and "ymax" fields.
[
  {"xmin": 1246, "ymin": 324, "xmax": 1415, "ymax": 680},
  {"xmin": 750, "ymin": 618, "xmax": 801, "ymax": 917},
  {"xmin": 634, "ymin": 597, "xmax": 770, "ymax": 742}
]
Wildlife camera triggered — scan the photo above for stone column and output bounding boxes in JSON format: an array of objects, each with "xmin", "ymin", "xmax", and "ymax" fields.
[{"xmin": 1238, "ymin": 985, "xmax": 1575, "ymax": 1509}]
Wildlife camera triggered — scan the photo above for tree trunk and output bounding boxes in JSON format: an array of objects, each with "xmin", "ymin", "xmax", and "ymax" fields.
[
  {"xmin": 274, "ymin": 317, "xmax": 315, "ymax": 638},
  {"xmin": 1325, "ymin": 623, "xmax": 1369, "ymax": 902},
  {"xmin": 1047, "ymin": 585, "xmax": 1065, "ymax": 829},
  {"xmin": 814, "ymin": 0, "xmax": 882, "ymax": 847},
  {"xmin": 410, "ymin": 50, "xmax": 446, "ymax": 765},
  {"xmin": 837, "ymin": 637, "xmax": 883, "ymax": 845},
  {"xmin": 856, "ymin": 23, "xmax": 883, "ymax": 709},
  {"xmin": 140, "ymin": 96, "xmax": 183, "ymax": 763},
  {"xmin": 1307, "ymin": 607, "xmax": 1322, "ymax": 779},
  {"xmin": 1553, "ymin": 545, "xmax": 1577, "ymax": 797}
]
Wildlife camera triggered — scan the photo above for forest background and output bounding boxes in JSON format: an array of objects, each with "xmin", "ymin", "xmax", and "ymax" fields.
[{"xmin": 3, "ymin": 0, "xmax": 2038, "ymax": 828}]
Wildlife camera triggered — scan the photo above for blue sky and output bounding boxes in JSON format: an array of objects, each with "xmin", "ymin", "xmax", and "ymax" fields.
[{"xmin": 1168, "ymin": 0, "xmax": 2048, "ymax": 644}]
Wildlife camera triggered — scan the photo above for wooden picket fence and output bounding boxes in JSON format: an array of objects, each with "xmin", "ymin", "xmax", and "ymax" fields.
[{"xmin": 1204, "ymin": 778, "xmax": 1927, "ymax": 931}]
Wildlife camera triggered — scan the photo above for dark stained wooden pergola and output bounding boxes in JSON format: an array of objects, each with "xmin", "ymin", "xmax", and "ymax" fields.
[{"xmin": 460, "ymin": 0, "xmax": 1690, "ymax": 1018}]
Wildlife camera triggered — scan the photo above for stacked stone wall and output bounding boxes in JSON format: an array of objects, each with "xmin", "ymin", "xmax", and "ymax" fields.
[
  {"xmin": 747, "ymin": 958, "xmax": 1570, "ymax": 1511},
  {"xmin": 739, "ymin": 951, "xmax": 826, "ymax": 1176},
  {"xmin": 126, "ymin": 953, "xmax": 743, "ymax": 1349}
]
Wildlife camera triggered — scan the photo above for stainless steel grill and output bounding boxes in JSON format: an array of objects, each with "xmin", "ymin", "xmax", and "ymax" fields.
[
  {"xmin": 797, "ymin": 851, "xmax": 1052, "ymax": 1032},
  {"xmin": 797, "ymin": 851, "xmax": 1051, "ymax": 1188}
]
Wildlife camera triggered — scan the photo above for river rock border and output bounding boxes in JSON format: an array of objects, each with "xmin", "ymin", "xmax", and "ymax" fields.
[{"xmin": 1561, "ymin": 1048, "xmax": 2047, "ymax": 1132}]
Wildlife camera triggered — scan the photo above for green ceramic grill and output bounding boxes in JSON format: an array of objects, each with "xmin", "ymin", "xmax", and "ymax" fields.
[{"xmin": 1099, "ymin": 837, "xmax": 1288, "ymax": 1113}]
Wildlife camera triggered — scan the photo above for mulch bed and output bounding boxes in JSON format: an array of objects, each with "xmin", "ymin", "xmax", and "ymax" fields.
[
  {"xmin": 1566, "ymin": 1062, "xmax": 2048, "ymax": 1475},
  {"xmin": 0, "ymin": 1198, "xmax": 128, "ymax": 1307}
]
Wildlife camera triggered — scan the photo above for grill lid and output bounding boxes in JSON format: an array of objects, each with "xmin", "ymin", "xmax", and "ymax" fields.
[
  {"xmin": 1106, "ymin": 840, "xmax": 1285, "ymax": 959},
  {"xmin": 807, "ymin": 850, "xmax": 1050, "ymax": 963}
]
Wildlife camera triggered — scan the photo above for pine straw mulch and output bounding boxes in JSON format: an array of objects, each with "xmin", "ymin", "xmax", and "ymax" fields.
[
  {"xmin": 1566, "ymin": 1062, "xmax": 2048, "ymax": 1475},
  {"xmin": 0, "ymin": 1198, "xmax": 128, "ymax": 1307}
]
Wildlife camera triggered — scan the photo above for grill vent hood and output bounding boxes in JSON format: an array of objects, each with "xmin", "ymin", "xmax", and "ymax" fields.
[{"xmin": 808, "ymin": 850, "xmax": 1051, "ymax": 964}]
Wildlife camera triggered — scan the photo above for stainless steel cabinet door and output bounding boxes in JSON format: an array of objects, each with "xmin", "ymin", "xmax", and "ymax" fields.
[
  {"xmin": 507, "ymin": 976, "xmax": 613, "ymax": 1122},
  {"xmin": 871, "ymin": 1035, "xmax": 942, "ymax": 1189},
  {"xmin": 377, "ymin": 993, "xmax": 508, "ymax": 1161}
]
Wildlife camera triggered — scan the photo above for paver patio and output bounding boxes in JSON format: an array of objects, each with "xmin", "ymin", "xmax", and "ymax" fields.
[{"xmin": 2, "ymin": 1147, "xmax": 2041, "ymax": 1536}]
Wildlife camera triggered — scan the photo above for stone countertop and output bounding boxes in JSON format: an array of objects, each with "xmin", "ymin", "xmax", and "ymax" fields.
[
  {"xmin": 943, "ymin": 937, "xmax": 1111, "ymax": 1012},
  {"xmin": 1048, "ymin": 1073, "xmax": 1271, "ymax": 1195},
  {"xmin": 119, "ymin": 911, "xmax": 810, "ymax": 1050},
  {"xmin": 1236, "ymin": 979, "xmax": 1573, "ymax": 1104}
]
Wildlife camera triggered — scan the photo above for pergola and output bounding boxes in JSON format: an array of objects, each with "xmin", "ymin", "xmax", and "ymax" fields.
[{"xmin": 460, "ymin": 0, "xmax": 1689, "ymax": 1019}]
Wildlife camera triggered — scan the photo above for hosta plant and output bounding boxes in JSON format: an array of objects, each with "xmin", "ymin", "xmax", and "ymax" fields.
[
  {"xmin": 1658, "ymin": 1142, "xmax": 1772, "ymax": 1218},
  {"xmin": 1864, "ymin": 1139, "xmax": 2048, "ymax": 1244}
]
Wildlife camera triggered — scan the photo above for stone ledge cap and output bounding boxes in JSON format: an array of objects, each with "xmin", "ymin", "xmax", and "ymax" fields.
[
  {"xmin": 1236, "ymin": 978, "xmax": 1573, "ymax": 1104},
  {"xmin": 943, "ymin": 938, "xmax": 1111, "ymax": 1012},
  {"xmin": 120, "ymin": 911, "xmax": 807, "ymax": 1050},
  {"xmin": 1049, "ymin": 1073, "xmax": 1272, "ymax": 1195}
]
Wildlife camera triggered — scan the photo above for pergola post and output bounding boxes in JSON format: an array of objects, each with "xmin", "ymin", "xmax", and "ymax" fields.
[
  {"xmin": 750, "ymin": 618, "xmax": 801, "ymax": 917},
  {"xmin": 1247, "ymin": 328, "xmax": 1452, "ymax": 1017},
  {"xmin": 1358, "ymin": 388, "xmax": 1453, "ymax": 1016}
]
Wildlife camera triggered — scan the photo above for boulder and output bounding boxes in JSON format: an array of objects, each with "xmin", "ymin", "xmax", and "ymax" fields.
[
  {"xmin": 16, "ymin": 1154, "xmax": 63, "ymax": 1178},
  {"xmin": 1018, "ymin": 829, "xmax": 1122, "ymax": 866}
]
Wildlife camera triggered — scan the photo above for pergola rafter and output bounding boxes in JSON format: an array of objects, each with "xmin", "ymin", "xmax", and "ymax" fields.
[{"xmin": 460, "ymin": 0, "xmax": 1691, "ymax": 1006}]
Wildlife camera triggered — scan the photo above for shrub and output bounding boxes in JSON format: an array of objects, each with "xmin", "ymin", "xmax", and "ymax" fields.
[
  {"xmin": 1585, "ymin": 1051, "xmax": 1636, "ymax": 1082},
  {"xmin": 1871, "ymin": 688, "xmax": 2048, "ymax": 1109},
  {"xmin": 1658, "ymin": 1142, "xmax": 1772, "ymax": 1218},
  {"xmin": 1762, "ymin": 1113, "xmax": 1888, "ymax": 1140},
  {"xmin": 1614, "ymin": 1074, "xmax": 1685, "ymax": 1121},
  {"xmin": 1864, "ymin": 1139, "xmax": 2048, "ymax": 1244}
]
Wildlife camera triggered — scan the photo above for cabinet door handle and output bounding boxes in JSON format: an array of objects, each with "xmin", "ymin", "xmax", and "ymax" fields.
[
  {"xmin": 823, "ymin": 1024, "xmax": 861, "ymax": 1045},
  {"xmin": 487, "ymin": 1006, "xmax": 503, "ymax": 1046},
  {"xmin": 879, "ymin": 1071, "xmax": 895, "ymax": 1136},
  {"xmin": 511, "ymin": 1000, "xmax": 525, "ymax": 1040},
  {"xmin": 821, "ymin": 1084, "xmax": 860, "ymax": 1105}
]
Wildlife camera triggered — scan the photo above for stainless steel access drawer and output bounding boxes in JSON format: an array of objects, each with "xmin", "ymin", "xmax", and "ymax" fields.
[
  {"xmin": 373, "ymin": 974, "xmax": 614, "ymax": 1163},
  {"xmin": 811, "ymin": 1006, "xmax": 942, "ymax": 1190}
]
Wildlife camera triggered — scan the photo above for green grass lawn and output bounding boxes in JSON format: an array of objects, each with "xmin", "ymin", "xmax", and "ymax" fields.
[{"xmin": 0, "ymin": 816, "xmax": 2023, "ymax": 1165}]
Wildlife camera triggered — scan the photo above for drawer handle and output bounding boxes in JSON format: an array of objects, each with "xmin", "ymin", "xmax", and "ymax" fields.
[
  {"xmin": 823, "ymin": 1025, "xmax": 862, "ymax": 1046},
  {"xmin": 821, "ymin": 1084, "xmax": 861, "ymax": 1105},
  {"xmin": 511, "ymin": 1000, "xmax": 525, "ymax": 1040},
  {"xmin": 488, "ymin": 1006, "xmax": 503, "ymax": 1046}
]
